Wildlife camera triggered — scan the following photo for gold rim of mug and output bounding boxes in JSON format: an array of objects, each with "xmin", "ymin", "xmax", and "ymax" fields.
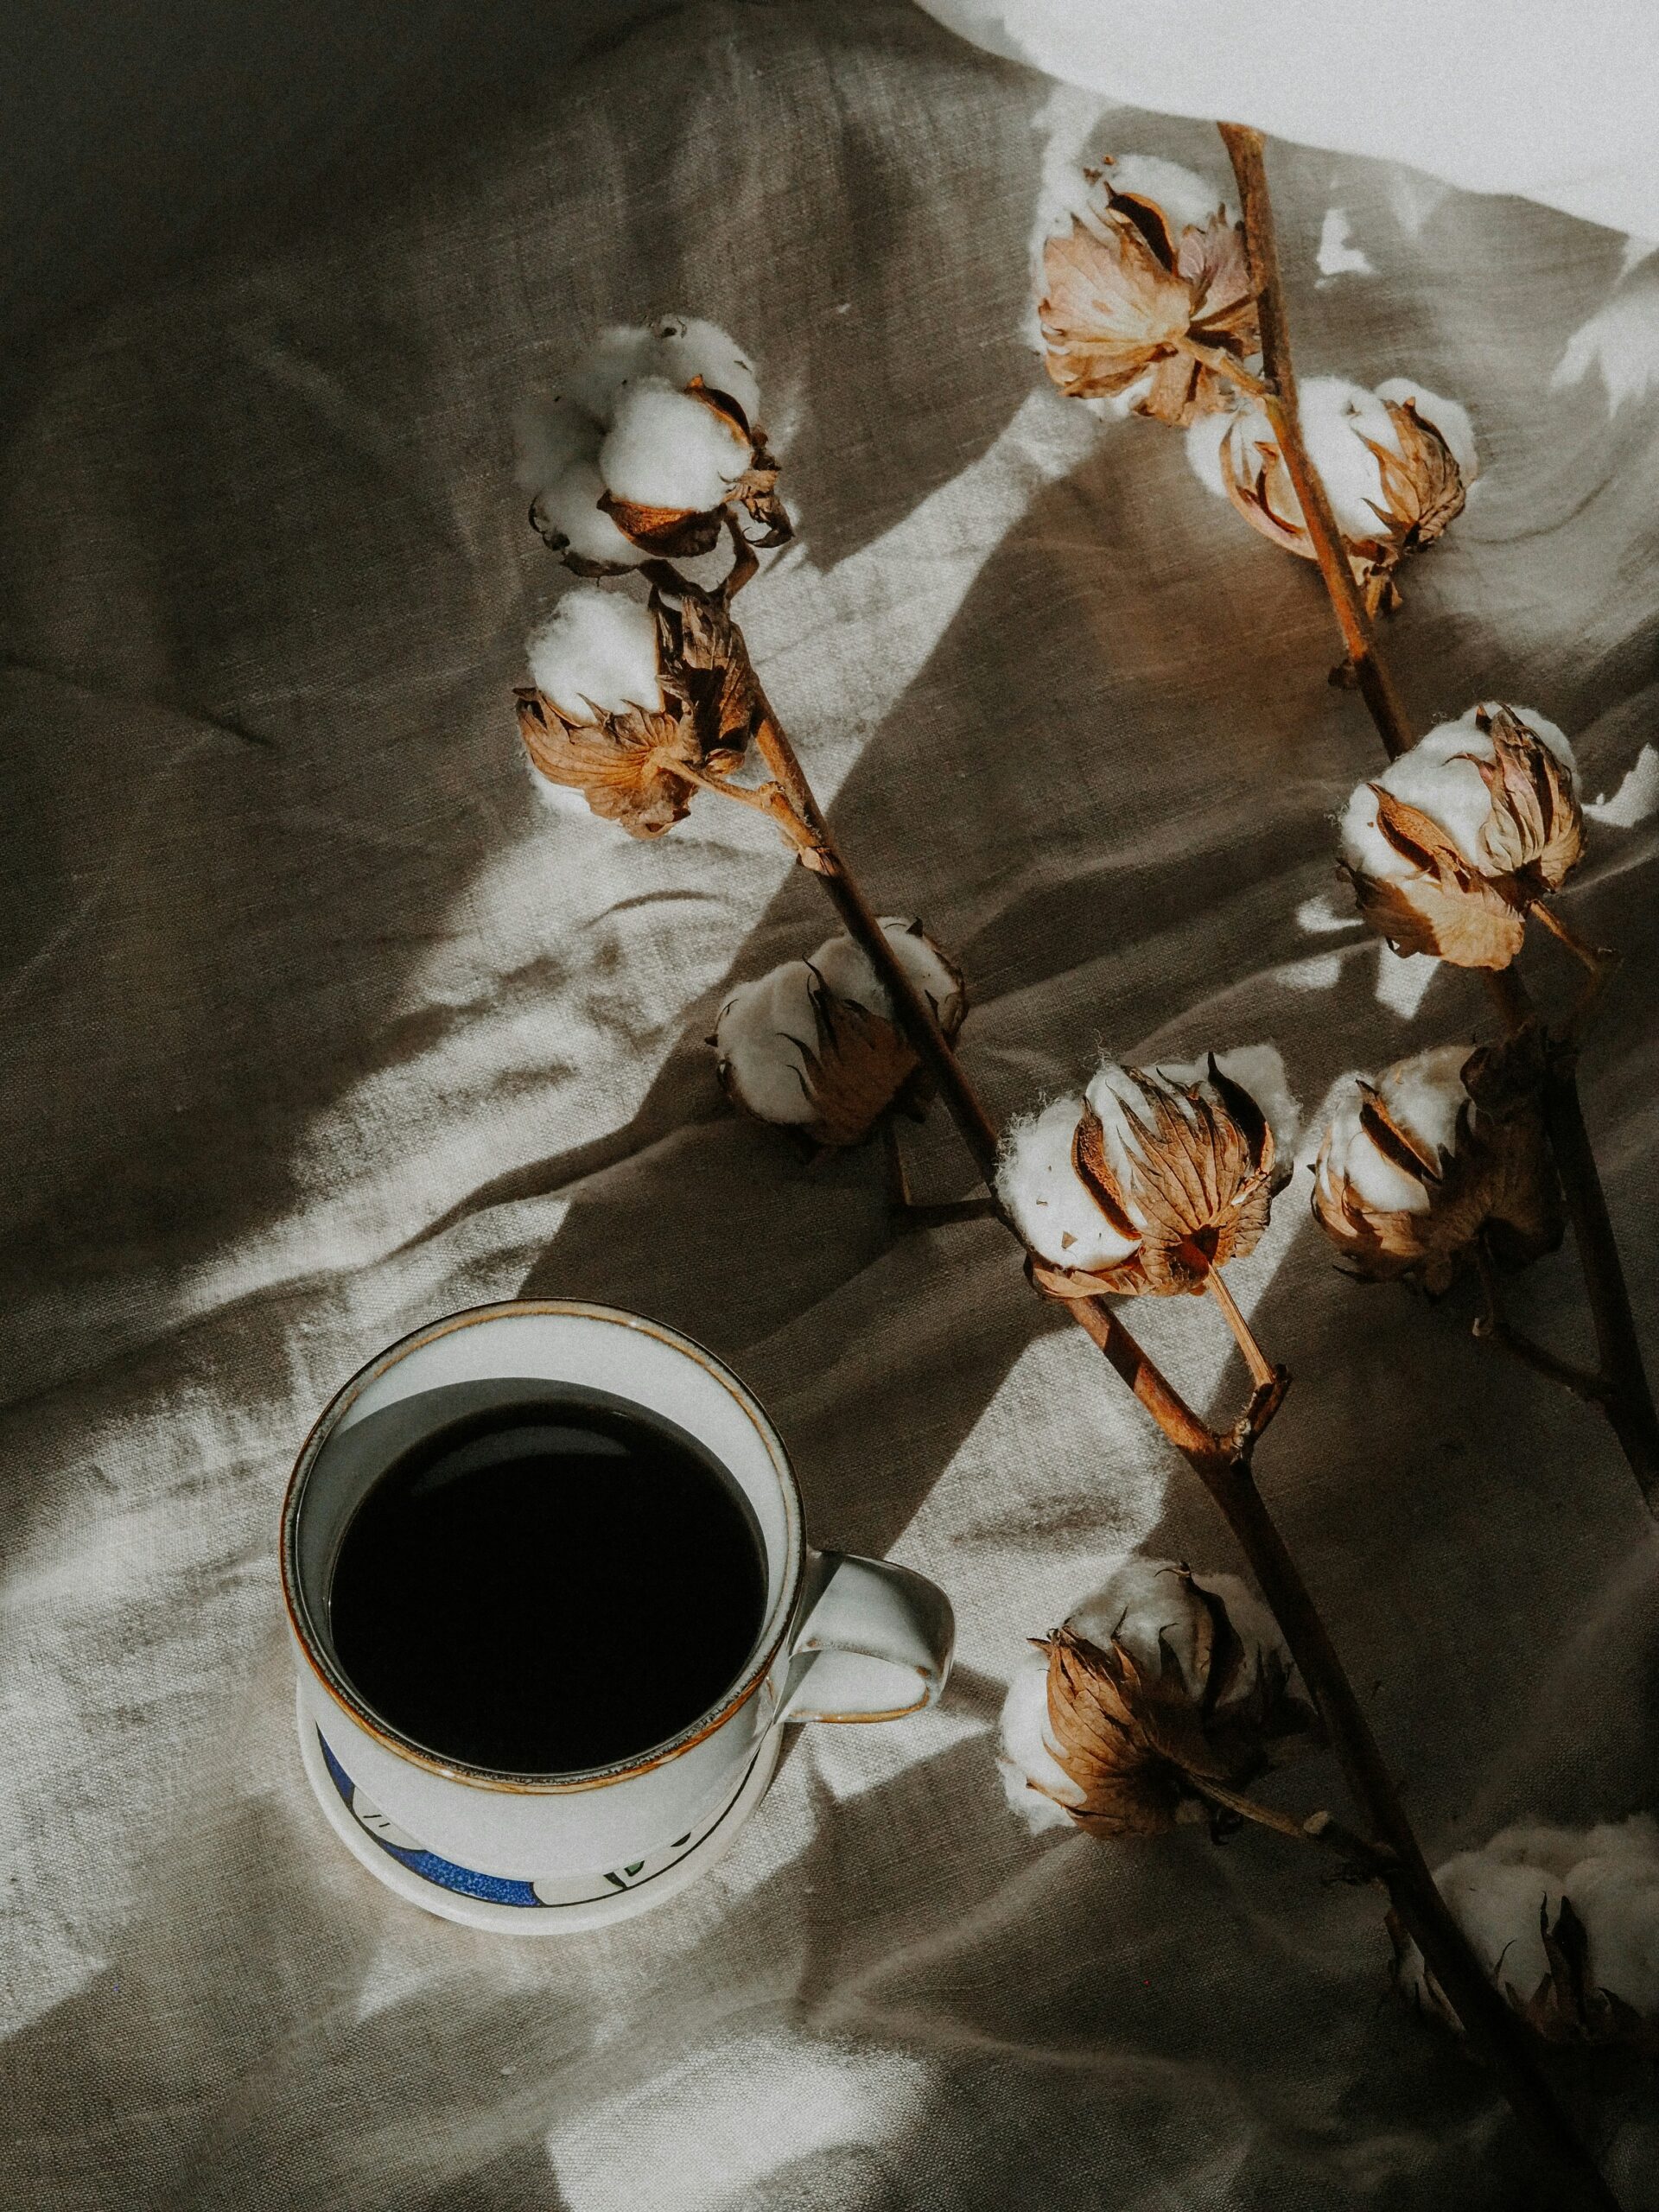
[{"xmin": 280, "ymin": 1299, "xmax": 805, "ymax": 1795}]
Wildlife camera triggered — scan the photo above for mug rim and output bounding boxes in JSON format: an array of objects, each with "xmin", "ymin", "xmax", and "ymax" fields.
[{"xmin": 280, "ymin": 1298, "xmax": 805, "ymax": 1795}]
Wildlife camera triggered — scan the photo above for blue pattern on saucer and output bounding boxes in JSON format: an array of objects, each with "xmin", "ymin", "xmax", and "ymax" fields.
[{"xmin": 317, "ymin": 1732, "xmax": 546, "ymax": 1905}]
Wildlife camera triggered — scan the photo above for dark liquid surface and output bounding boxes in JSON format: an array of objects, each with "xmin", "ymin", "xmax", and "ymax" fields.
[{"xmin": 327, "ymin": 1395, "xmax": 767, "ymax": 1774}]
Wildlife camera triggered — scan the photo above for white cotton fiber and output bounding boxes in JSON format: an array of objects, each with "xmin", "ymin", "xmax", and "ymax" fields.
[
  {"xmin": 526, "ymin": 588, "xmax": 663, "ymax": 721},
  {"xmin": 532, "ymin": 461, "xmax": 648, "ymax": 569},
  {"xmin": 1318, "ymin": 1044, "xmax": 1471, "ymax": 1216},
  {"xmin": 1297, "ymin": 377, "xmax": 1398, "ymax": 537},
  {"xmin": 1374, "ymin": 376, "xmax": 1479, "ymax": 481},
  {"xmin": 563, "ymin": 324, "xmax": 659, "ymax": 422},
  {"xmin": 996, "ymin": 1557, "xmax": 1296, "ymax": 1836},
  {"xmin": 715, "ymin": 964, "xmax": 825, "ymax": 1127},
  {"xmin": 995, "ymin": 1658, "xmax": 1082, "ymax": 1834},
  {"xmin": 802, "ymin": 918, "xmax": 960, "ymax": 1024},
  {"xmin": 1107, "ymin": 153, "xmax": 1232, "ymax": 236},
  {"xmin": 715, "ymin": 921, "xmax": 957, "ymax": 1128},
  {"xmin": 599, "ymin": 378, "xmax": 751, "ymax": 512},
  {"xmin": 1405, "ymin": 1816, "xmax": 1659, "ymax": 2020},
  {"xmin": 1065, "ymin": 1557, "xmax": 1289, "ymax": 1701},
  {"xmin": 1339, "ymin": 704, "xmax": 1579, "ymax": 885},
  {"xmin": 1185, "ymin": 406, "xmax": 1253, "ymax": 500},
  {"xmin": 514, "ymin": 393, "xmax": 601, "ymax": 496},
  {"xmin": 652, "ymin": 315, "xmax": 762, "ymax": 425},
  {"xmin": 1149, "ymin": 1043, "xmax": 1300, "ymax": 1156},
  {"xmin": 996, "ymin": 1096, "xmax": 1141, "ymax": 1270}
]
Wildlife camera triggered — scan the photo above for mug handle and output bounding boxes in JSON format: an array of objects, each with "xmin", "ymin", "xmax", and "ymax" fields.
[{"xmin": 777, "ymin": 1548, "xmax": 956, "ymax": 1723}]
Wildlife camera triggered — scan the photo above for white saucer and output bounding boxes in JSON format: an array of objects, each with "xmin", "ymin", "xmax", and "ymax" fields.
[{"xmin": 295, "ymin": 1678, "xmax": 782, "ymax": 1933}]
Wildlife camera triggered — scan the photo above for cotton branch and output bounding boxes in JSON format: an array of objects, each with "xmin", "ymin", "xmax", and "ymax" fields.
[
  {"xmin": 1219, "ymin": 121, "xmax": 1659, "ymax": 1522},
  {"xmin": 698, "ymin": 544, "xmax": 1613, "ymax": 2209}
]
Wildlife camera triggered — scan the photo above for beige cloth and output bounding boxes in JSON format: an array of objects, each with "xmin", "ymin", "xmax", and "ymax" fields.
[{"xmin": 3, "ymin": 4, "xmax": 1657, "ymax": 2205}]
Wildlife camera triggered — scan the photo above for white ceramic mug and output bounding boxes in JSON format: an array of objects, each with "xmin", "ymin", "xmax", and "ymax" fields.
[{"xmin": 282, "ymin": 1300, "xmax": 954, "ymax": 1914}]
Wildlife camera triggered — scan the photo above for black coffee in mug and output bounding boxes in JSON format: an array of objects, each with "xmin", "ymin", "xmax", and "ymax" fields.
[{"xmin": 327, "ymin": 1389, "xmax": 767, "ymax": 1775}]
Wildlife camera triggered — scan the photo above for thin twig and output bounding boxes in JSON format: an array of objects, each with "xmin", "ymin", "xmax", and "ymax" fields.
[
  {"xmin": 1173, "ymin": 334, "xmax": 1269, "ymax": 399},
  {"xmin": 1192, "ymin": 1777, "xmax": 1395, "ymax": 1880},
  {"xmin": 1473, "ymin": 1243, "xmax": 1607, "ymax": 1405},
  {"xmin": 1204, "ymin": 1265, "xmax": 1277, "ymax": 1390},
  {"xmin": 1220, "ymin": 120, "xmax": 1659, "ymax": 1527}
]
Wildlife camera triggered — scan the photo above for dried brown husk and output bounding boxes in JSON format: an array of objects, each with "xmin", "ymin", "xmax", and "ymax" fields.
[
  {"xmin": 1344, "ymin": 785, "xmax": 1528, "ymax": 969},
  {"xmin": 1035, "ymin": 1571, "xmax": 1319, "ymax": 1840},
  {"xmin": 1343, "ymin": 709, "xmax": 1586, "ymax": 969},
  {"xmin": 718, "ymin": 925, "xmax": 967, "ymax": 1152},
  {"xmin": 1220, "ymin": 397, "xmax": 1467, "ymax": 613},
  {"xmin": 515, "ymin": 584, "xmax": 757, "ymax": 838},
  {"xmin": 595, "ymin": 382, "xmax": 792, "ymax": 561},
  {"xmin": 1039, "ymin": 169, "xmax": 1258, "ymax": 427},
  {"xmin": 1033, "ymin": 1061, "xmax": 1281, "ymax": 1301},
  {"xmin": 1312, "ymin": 1047, "xmax": 1563, "ymax": 1294},
  {"xmin": 1392, "ymin": 1896, "xmax": 1659, "ymax": 2056},
  {"xmin": 1471, "ymin": 705, "xmax": 1585, "ymax": 893}
]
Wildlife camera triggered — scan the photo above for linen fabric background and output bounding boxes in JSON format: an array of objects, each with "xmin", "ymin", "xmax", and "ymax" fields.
[{"xmin": 4, "ymin": 3, "xmax": 1658, "ymax": 2204}]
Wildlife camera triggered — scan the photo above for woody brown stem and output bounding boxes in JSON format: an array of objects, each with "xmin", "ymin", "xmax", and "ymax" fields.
[
  {"xmin": 706, "ymin": 619, "xmax": 1613, "ymax": 2203},
  {"xmin": 1204, "ymin": 1265, "xmax": 1278, "ymax": 1390},
  {"xmin": 1222, "ymin": 120, "xmax": 1659, "ymax": 1533},
  {"xmin": 1537, "ymin": 1052, "xmax": 1659, "ymax": 1510},
  {"xmin": 1217, "ymin": 125, "xmax": 1415, "ymax": 766}
]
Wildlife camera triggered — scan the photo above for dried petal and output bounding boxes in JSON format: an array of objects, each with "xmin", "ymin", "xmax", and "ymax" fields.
[
  {"xmin": 1352, "ymin": 398, "xmax": 1468, "ymax": 611},
  {"xmin": 1039, "ymin": 173, "xmax": 1258, "ymax": 427},
  {"xmin": 1344, "ymin": 784, "xmax": 1529, "ymax": 969},
  {"xmin": 1471, "ymin": 705, "xmax": 1586, "ymax": 892},
  {"xmin": 515, "ymin": 688, "xmax": 702, "ymax": 838}
]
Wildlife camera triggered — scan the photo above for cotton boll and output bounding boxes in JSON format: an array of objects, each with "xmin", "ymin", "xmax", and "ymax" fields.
[
  {"xmin": 1339, "ymin": 706, "xmax": 1580, "ymax": 885},
  {"xmin": 804, "ymin": 918, "xmax": 961, "ymax": 1024},
  {"xmin": 563, "ymin": 325, "xmax": 659, "ymax": 422},
  {"xmin": 1421, "ymin": 1850, "xmax": 1565, "ymax": 1996},
  {"xmin": 1317, "ymin": 1087, "xmax": 1424, "ymax": 1217},
  {"xmin": 532, "ymin": 461, "xmax": 648, "ymax": 569},
  {"xmin": 526, "ymin": 588, "xmax": 664, "ymax": 721},
  {"xmin": 714, "ymin": 920, "xmax": 957, "ymax": 1137},
  {"xmin": 1108, "ymin": 153, "xmax": 1233, "ymax": 237},
  {"xmin": 1319, "ymin": 1045, "xmax": 1470, "ymax": 1216},
  {"xmin": 1296, "ymin": 377, "xmax": 1397, "ymax": 537},
  {"xmin": 1066, "ymin": 1558, "xmax": 1287, "ymax": 1702},
  {"xmin": 1567, "ymin": 1847, "xmax": 1659, "ymax": 2015},
  {"xmin": 599, "ymin": 379, "xmax": 751, "ymax": 512},
  {"xmin": 652, "ymin": 315, "xmax": 762, "ymax": 426},
  {"xmin": 1375, "ymin": 376, "xmax": 1478, "ymax": 482},
  {"xmin": 997, "ymin": 1096, "xmax": 1141, "ymax": 1271},
  {"xmin": 714, "ymin": 964, "xmax": 823, "ymax": 1128},
  {"xmin": 995, "ymin": 1656, "xmax": 1082, "ymax": 1834},
  {"xmin": 1412, "ymin": 1817, "xmax": 1659, "ymax": 2023}
]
